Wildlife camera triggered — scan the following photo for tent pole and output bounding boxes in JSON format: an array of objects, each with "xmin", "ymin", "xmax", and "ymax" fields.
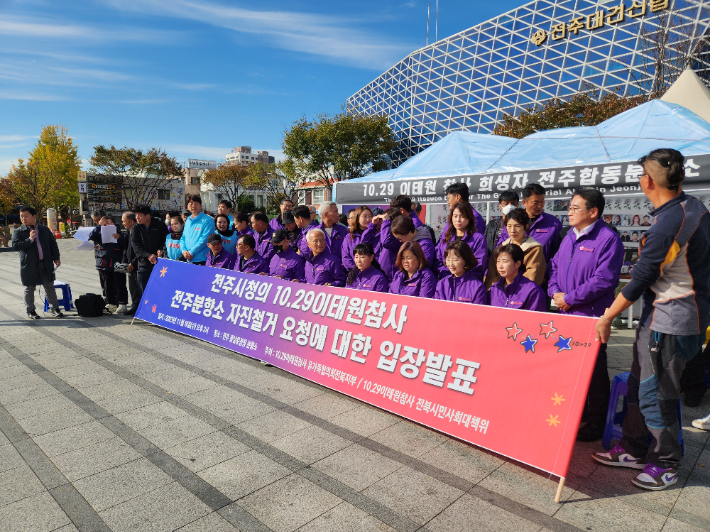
[{"xmin": 486, "ymin": 201, "xmax": 490, "ymax": 224}]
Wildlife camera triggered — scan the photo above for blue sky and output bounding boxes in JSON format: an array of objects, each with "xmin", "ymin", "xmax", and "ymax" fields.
[{"xmin": 0, "ymin": 0, "xmax": 524, "ymax": 175}]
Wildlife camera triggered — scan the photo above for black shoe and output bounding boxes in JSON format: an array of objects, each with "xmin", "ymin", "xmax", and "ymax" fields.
[
  {"xmin": 684, "ymin": 393, "xmax": 705, "ymax": 408},
  {"xmin": 50, "ymin": 308, "xmax": 64, "ymax": 318},
  {"xmin": 576, "ymin": 423, "xmax": 603, "ymax": 442},
  {"xmin": 27, "ymin": 310, "xmax": 41, "ymax": 320}
]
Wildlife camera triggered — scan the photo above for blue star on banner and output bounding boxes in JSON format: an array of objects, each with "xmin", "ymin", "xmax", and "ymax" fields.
[
  {"xmin": 554, "ymin": 335, "xmax": 573, "ymax": 353},
  {"xmin": 521, "ymin": 335, "xmax": 537, "ymax": 353}
]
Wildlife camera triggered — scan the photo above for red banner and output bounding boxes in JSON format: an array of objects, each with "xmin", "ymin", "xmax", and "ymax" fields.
[{"xmin": 137, "ymin": 259, "xmax": 599, "ymax": 478}]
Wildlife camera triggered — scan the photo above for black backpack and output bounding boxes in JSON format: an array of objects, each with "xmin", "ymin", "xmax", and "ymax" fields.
[{"xmin": 75, "ymin": 294, "xmax": 106, "ymax": 317}]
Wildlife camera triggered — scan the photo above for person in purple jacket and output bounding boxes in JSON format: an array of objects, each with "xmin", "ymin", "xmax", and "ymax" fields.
[
  {"xmin": 489, "ymin": 244, "xmax": 546, "ymax": 311},
  {"xmin": 307, "ymin": 201, "xmax": 349, "ymax": 260},
  {"xmin": 233, "ymin": 212, "xmax": 253, "ymax": 239},
  {"xmin": 302, "ymin": 228, "xmax": 346, "ymax": 287},
  {"xmin": 390, "ymin": 194, "xmax": 424, "ymax": 229},
  {"xmin": 389, "ymin": 241, "xmax": 437, "ymax": 298},
  {"xmin": 434, "ymin": 240, "xmax": 488, "ymax": 304},
  {"xmin": 234, "ymin": 234, "xmax": 269, "ymax": 274},
  {"xmin": 250, "ymin": 211, "xmax": 275, "ymax": 263},
  {"xmin": 435, "ymin": 202, "xmax": 488, "ymax": 280},
  {"xmin": 268, "ymin": 229, "xmax": 306, "ymax": 282},
  {"xmin": 293, "ymin": 205, "xmax": 318, "ymax": 254},
  {"xmin": 346, "ymin": 243, "xmax": 389, "ymax": 292},
  {"xmin": 497, "ymin": 183, "xmax": 562, "ymax": 263},
  {"xmin": 205, "ymin": 234, "xmax": 236, "ymax": 270},
  {"xmin": 268, "ymin": 197, "xmax": 294, "ymax": 232},
  {"xmin": 374, "ymin": 208, "xmax": 403, "ymax": 281},
  {"xmin": 437, "ymin": 182, "xmax": 486, "ymax": 237},
  {"xmin": 341, "ymin": 205, "xmax": 379, "ymax": 270},
  {"xmin": 548, "ymin": 187, "xmax": 624, "ymax": 442},
  {"xmin": 389, "ymin": 215, "xmax": 435, "ymax": 266}
]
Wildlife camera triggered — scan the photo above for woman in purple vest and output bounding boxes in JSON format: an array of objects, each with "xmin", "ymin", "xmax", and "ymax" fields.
[
  {"xmin": 434, "ymin": 202, "xmax": 488, "ymax": 280},
  {"xmin": 434, "ymin": 240, "xmax": 488, "ymax": 304},
  {"xmin": 389, "ymin": 241, "xmax": 437, "ymax": 298},
  {"xmin": 341, "ymin": 205, "xmax": 379, "ymax": 270},
  {"xmin": 345, "ymin": 243, "xmax": 389, "ymax": 292},
  {"xmin": 489, "ymin": 244, "xmax": 546, "ymax": 311}
]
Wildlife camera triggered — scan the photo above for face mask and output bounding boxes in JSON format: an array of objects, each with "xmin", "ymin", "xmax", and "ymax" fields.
[{"xmin": 501, "ymin": 204, "xmax": 515, "ymax": 215}]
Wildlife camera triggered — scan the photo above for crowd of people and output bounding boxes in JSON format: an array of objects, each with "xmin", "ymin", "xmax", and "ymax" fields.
[{"xmin": 11, "ymin": 148, "xmax": 710, "ymax": 492}]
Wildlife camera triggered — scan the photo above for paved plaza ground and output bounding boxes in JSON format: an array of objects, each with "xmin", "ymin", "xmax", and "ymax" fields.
[{"xmin": 0, "ymin": 239, "xmax": 709, "ymax": 532}]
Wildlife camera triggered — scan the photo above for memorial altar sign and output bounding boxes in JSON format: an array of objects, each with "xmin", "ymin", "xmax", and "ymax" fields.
[
  {"xmin": 136, "ymin": 259, "xmax": 600, "ymax": 486},
  {"xmin": 333, "ymin": 154, "xmax": 710, "ymax": 205}
]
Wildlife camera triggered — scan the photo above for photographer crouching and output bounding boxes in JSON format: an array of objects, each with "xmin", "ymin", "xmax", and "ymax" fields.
[{"xmin": 11, "ymin": 206, "xmax": 63, "ymax": 319}]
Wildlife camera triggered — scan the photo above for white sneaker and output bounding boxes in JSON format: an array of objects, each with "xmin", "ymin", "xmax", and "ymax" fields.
[
  {"xmin": 692, "ymin": 413, "xmax": 710, "ymax": 431},
  {"xmin": 116, "ymin": 305, "xmax": 128, "ymax": 314},
  {"xmin": 107, "ymin": 304, "xmax": 118, "ymax": 313}
]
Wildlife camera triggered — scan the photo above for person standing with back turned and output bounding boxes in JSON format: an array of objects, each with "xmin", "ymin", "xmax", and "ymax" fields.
[{"xmin": 592, "ymin": 149, "xmax": 710, "ymax": 491}]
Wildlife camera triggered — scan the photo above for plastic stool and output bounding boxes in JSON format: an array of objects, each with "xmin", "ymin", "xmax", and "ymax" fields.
[
  {"xmin": 602, "ymin": 371, "xmax": 684, "ymax": 455},
  {"xmin": 44, "ymin": 281, "xmax": 73, "ymax": 312}
]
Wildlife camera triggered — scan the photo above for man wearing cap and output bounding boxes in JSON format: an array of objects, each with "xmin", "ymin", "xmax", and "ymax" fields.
[
  {"xmin": 206, "ymin": 233, "xmax": 236, "ymax": 269},
  {"xmin": 268, "ymin": 229, "xmax": 306, "ymax": 282},
  {"xmin": 180, "ymin": 194, "xmax": 215, "ymax": 265},
  {"xmin": 310, "ymin": 201, "xmax": 348, "ymax": 261},
  {"xmin": 293, "ymin": 205, "xmax": 318, "ymax": 254},
  {"xmin": 269, "ymin": 197, "xmax": 294, "ymax": 232},
  {"xmin": 281, "ymin": 210, "xmax": 299, "ymax": 248},
  {"xmin": 250, "ymin": 211, "xmax": 275, "ymax": 262},
  {"xmin": 235, "ymin": 234, "xmax": 269, "ymax": 274},
  {"xmin": 304, "ymin": 228, "xmax": 346, "ymax": 287}
]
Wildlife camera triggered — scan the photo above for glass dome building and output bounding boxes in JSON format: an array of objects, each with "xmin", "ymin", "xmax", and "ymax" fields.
[{"xmin": 346, "ymin": 0, "xmax": 710, "ymax": 166}]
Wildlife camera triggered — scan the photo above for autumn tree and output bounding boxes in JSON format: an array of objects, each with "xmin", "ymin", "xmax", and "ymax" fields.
[
  {"xmin": 493, "ymin": 90, "xmax": 647, "ymax": 139},
  {"xmin": 29, "ymin": 125, "xmax": 81, "ymax": 212},
  {"xmin": 5, "ymin": 159, "xmax": 68, "ymax": 215},
  {"xmin": 282, "ymin": 112, "xmax": 397, "ymax": 195},
  {"xmin": 90, "ymin": 146, "xmax": 182, "ymax": 208},
  {"xmin": 248, "ymin": 160, "xmax": 300, "ymax": 214},
  {"xmin": 0, "ymin": 180, "xmax": 13, "ymax": 227},
  {"xmin": 201, "ymin": 162, "xmax": 257, "ymax": 211}
]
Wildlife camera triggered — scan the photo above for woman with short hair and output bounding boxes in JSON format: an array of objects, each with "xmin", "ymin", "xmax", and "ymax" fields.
[
  {"xmin": 489, "ymin": 244, "xmax": 546, "ymax": 311},
  {"xmin": 388, "ymin": 241, "xmax": 437, "ymax": 298},
  {"xmin": 434, "ymin": 240, "xmax": 488, "ymax": 304},
  {"xmin": 485, "ymin": 208, "xmax": 546, "ymax": 287},
  {"xmin": 345, "ymin": 243, "xmax": 388, "ymax": 292}
]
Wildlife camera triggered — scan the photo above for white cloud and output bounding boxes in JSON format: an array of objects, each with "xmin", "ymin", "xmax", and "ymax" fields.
[
  {"xmin": 0, "ymin": 15, "xmax": 183, "ymax": 43},
  {"xmin": 100, "ymin": 0, "xmax": 414, "ymax": 70},
  {"xmin": 0, "ymin": 90, "xmax": 66, "ymax": 101},
  {"xmin": 0, "ymin": 135, "xmax": 38, "ymax": 142}
]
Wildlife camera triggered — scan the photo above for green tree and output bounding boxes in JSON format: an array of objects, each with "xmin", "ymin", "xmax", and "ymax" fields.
[
  {"xmin": 29, "ymin": 125, "xmax": 81, "ymax": 212},
  {"xmin": 247, "ymin": 160, "xmax": 299, "ymax": 214},
  {"xmin": 282, "ymin": 112, "xmax": 397, "ymax": 195},
  {"xmin": 90, "ymin": 146, "xmax": 183, "ymax": 208},
  {"xmin": 201, "ymin": 163, "xmax": 257, "ymax": 211},
  {"xmin": 493, "ymin": 90, "xmax": 647, "ymax": 139}
]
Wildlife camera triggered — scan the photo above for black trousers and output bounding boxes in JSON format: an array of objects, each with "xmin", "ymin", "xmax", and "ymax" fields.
[
  {"xmin": 680, "ymin": 341, "xmax": 709, "ymax": 399},
  {"xmin": 98, "ymin": 271, "xmax": 128, "ymax": 305},
  {"xmin": 583, "ymin": 343, "xmax": 610, "ymax": 428},
  {"xmin": 127, "ymin": 271, "xmax": 142, "ymax": 308}
]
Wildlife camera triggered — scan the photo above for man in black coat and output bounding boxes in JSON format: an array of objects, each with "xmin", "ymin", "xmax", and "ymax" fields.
[
  {"xmin": 131, "ymin": 204, "xmax": 168, "ymax": 291},
  {"xmin": 11, "ymin": 206, "xmax": 63, "ymax": 319},
  {"xmin": 121, "ymin": 211, "xmax": 140, "ymax": 314}
]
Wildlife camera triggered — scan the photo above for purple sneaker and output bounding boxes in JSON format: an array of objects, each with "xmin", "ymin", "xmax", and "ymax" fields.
[
  {"xmin": 592, "ymin": 444, "xmax": 646, "ymax": 469},
  {"xmin": 632, "ymin": 464, "xmax": 678, "ymax": 490}
]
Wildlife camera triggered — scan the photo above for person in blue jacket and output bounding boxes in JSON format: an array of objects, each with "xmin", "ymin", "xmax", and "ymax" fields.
[
  {"xmin": 268, "ymin": 229, "xmax": 306, "ymax": 282},
  {"xmin": 162, "ymin": 215, "xmax": 185, "ymax": 261},
  {"xmin": 346, "ymin": 242, "xmax": 389, "ymax": 292},
  {"xmin": 341, "ymin": 205, "xmax": 379, "ymax": 270},
  {"xmin": 302, "ymin": 228, "xmax": 346, "ymax": 287},
  {"xmin": 214, "ymin": 214, "xmax": 237, "ymax": 255},
  {"xmin": 234, "ymin": 234, "xmax": 269, "ymax": 274},
  {"xmin": 180, "ymin": 194, "xmax": 215, "ymax": 265},
  {"xmin": 217, "ymin": 199, "xmax": 234, "ymax": 228},
  {"xmin": 548, "ymin": 187, "xmax": 624, "ymax": 442},
  {"xmin": 434, "ymin": 202, "xmax": 488, "ymax": 280},
  {"xmin": 434, "ymin": 240, "xmax": 488, "ymax": 305},
  {"xmin": 389, "ymin": 241, "xmax": 437, "ymax": 298},
  {"xmin": 250, "ymin": 211, "xmax": 275, "ymax": 262},
  {"xmin": 489, "ymin": 244, "xmax": 546, "ymax": 311}
]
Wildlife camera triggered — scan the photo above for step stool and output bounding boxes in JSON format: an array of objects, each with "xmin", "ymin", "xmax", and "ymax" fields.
[
  {"xmin": 602, "ymin": 371, "xmax": 684, "ymax": 455},
  {"xmin": 44, "ymin": 281, "xmax": 73, "ymax": 312}
]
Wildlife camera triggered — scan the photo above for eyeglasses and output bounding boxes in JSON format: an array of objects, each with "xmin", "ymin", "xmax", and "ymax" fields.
[{"xmin": 568, "ymin": 206, "xmax": 588, "ymax": 213}]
